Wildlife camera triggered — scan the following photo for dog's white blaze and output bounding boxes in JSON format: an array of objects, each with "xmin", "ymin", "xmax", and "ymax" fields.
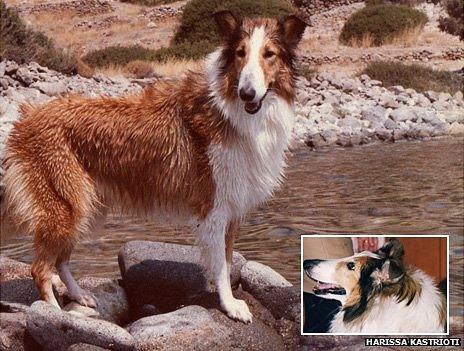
[
  {"xmin": 238, "ymin": 26, "xmax": 267, "ymax": 101},
  {"xmin": 202, "ymin": 47, "xmax": 295, "ymax": 321}
]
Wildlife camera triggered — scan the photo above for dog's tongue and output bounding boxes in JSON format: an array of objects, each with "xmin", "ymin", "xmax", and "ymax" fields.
[{"xmin": 316, "ymin": 282, "xmax": 339, "ymax": 290}]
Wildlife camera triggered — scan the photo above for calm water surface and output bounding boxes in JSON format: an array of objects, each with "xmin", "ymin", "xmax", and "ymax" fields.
[{"xmin": 1, "ymin": 138, "xmax": 463, "ymax": 315}]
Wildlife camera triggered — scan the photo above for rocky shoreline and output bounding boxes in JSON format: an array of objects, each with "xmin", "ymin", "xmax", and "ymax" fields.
[
  {"xmin": 1, "ymin": 60, "xmax": 463, "ymax": 158},
  {"xmin": 1, "ymin": 243, "xmax": 463, "ymax": 351},
  {"xmin": 0, "ymin": 241, "xmax": 301, "ymax": 351}
]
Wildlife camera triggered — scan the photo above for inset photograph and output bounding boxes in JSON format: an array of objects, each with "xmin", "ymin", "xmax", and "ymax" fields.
[{"xmin": 301, "ymin": 235, "xmax": 448, "ymax": 335}]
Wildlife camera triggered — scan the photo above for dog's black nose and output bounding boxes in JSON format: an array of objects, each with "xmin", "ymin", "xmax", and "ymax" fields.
[
  {"xmin": 303, "ymin": 259, "xmax": 323, "ymax": 270},
  {"xmin": 239, "ymin": 87, "xmax": 256, "ymax": 102}
]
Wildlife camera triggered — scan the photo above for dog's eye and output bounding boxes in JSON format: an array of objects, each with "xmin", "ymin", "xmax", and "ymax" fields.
[
  {"xmin": 346, "ymin": 262, "xmax": 355, "ymax": 270},
  {"xmin": 264, "ymin": 51, "xmax": 276, "ymax": 59},
  {"xmin": 236, "ymin": 48, "xmax": 246, "ymax": 58}
]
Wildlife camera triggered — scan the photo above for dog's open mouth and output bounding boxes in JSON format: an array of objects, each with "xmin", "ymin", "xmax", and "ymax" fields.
[
  {"xmin": 244, "ymin": 100, "xmax": 262, "ymax": 114},
  {"xmin": 309, "ymin": 277, "xmax": 346, "ymax": 295},
  {"xmin": 244, "ymin": 90, "xmax": 269, "ymax": 115}
]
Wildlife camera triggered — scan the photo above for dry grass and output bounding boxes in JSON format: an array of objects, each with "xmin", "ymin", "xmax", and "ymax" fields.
[
  {"xmin": 347, "ymin": 26, "xmax": 423, "ymax": 47},
  {"xmin": 94, "ymin": 58, "xmax": 201, "ymax": 78},
  {"xmin": 362, "ymin": 61, "xmax": 463, "ymax": 94}
]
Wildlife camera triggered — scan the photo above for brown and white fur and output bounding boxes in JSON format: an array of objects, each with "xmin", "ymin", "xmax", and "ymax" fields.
[
  {"xmin": 1, "ymin": 11, "xmax": 307, "ymax": 323},
  {"xmin": 304, "ymin": 239, "xmax": 446, "ymax": 333}
]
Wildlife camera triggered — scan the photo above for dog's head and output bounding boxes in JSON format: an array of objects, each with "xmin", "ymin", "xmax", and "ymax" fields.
[
  {"xmin": 304, "ymin": 239, "xmax": 409, "ymax": 322},
  {"xmin": 213, "ymin": 11, "xmax": 307, "ymax": 115}
]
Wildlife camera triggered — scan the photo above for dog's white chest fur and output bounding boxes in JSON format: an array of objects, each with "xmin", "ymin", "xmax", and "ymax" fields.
[
  {"xmin": 206, "ymin": 49, "xmax": 294, "ymax": 219},
  {"xmin": 208, "ymin": 98, "xmax": 294, "ymax": 218}
]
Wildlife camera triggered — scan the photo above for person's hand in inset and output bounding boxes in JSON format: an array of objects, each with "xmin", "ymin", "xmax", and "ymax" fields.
[{"xmin": 352, "ymin": 237, "xmax": 385, "ymax": 253}]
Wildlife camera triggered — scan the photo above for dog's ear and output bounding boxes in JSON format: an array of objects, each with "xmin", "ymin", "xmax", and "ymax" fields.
[
  {"xmin": 213, "ymin": 11, "xmax": 241, "ymax": 39},
  {"xmin": 373, "ymin": 239, "xmax": 405, "ymax": 284},
  {"xmin": 343, "ymin": 265, "xmax": 373, "ymax": 322},
  {"xmin": 278, "ymin": 15, "xmax": 308, "ymax": 48}
]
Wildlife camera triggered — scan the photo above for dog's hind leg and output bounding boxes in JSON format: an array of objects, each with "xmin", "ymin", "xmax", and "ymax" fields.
[
  {"xmin": 196, "ymin": 215, "xmax": 252, "ymax": 323},
  {"xmin": 56, "ymin": 249, "xmax": 97, "ymax": 307}
]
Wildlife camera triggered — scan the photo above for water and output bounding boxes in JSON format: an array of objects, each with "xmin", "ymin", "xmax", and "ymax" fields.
[{"xmin": 1, "ymin": 137, "xmax": 463, "ymax": 315}]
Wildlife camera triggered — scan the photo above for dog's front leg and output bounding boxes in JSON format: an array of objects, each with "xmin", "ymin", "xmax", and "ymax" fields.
[{"xmin": 196, "ymin": 215, "xmax": 252, "ymax": 323}]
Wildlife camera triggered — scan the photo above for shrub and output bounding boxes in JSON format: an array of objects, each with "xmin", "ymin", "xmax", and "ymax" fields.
[
  {"xmin": 0, "ymin": 0, "xmax": 77, "ymax": 74},
  {"xmin": 125, "ymin": 60, "xmax": 155, "ymax": 78},
  {"xmin": 174, "ymin": 0, "xmax": 294, "ymax": 46},
  {"xmin": 82, "ymin": 40, "xmax": 216, "ymax": 68},
  {"xmin": 438, "ymin": 0, "xmax": 463, "ymax": 40},
  {"xmin": 83, "ymin": 0, "xmax": 295, "ymax": 68},
  {"xmin": 339, "ymin": 4, "xmax": 428, "ymax": 47},
  {"xmin": 361, "ymin": 60, "xmax": 463, "ymax": 94},
  {"xmin": 365, "ymin": 0, "xmax": 427, "ymax": 6}
]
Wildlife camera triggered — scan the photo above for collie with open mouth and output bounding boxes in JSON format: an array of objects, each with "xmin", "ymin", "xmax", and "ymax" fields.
[
  {"xmin": 2, "ymin": 12, "xmax": 307, "ymax": 323},
  {"xmin": 303, "ymin": 239, "xmax": 446, "ymax": 333}
]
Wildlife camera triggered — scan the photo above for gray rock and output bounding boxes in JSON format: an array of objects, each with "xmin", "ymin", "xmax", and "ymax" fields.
[
  {"xmin": 384, "ymin": 118, "xmax": 397, "ymax": 130},
  {"xmin": 240, "ymin": 261, "xmax": 297, "ymax": 319},
  {"xmin": 389, "ymin": 85, "xmax": 404, "ymax": 94},
  {"xmin": 0, "ymin": 257, "xmax": 40, "ymax": 306},
  {"xmin": 361, "ymin": 106, "xmax": 387, "ymax": 122},
  {"xmin": 390, "ymin": 107, "xmax": 416, "ymax": 122},
  {"xmin": 0, "ymin": 312, "xmax": 40, "ymax": 351},
  {"xmin": 379, "ymin": 96, "xmax": 399, "ymax": 109},
  {"xmin": 0, "ymin": 78, "xmax": 9, "ymax": 90},
  {"xmin": 76, "ymin": 277, "xmax": 129, "ymax": 324},
  {"xmin": 31, "ymin": 81, "xmax": 67, "ymax": 96},
  {"xmin": 320, "ymin": 129, "xmax": 338, "ymax": 145},
  {"xmin": 15, "ymin": 67, "xmax": 35, "ymax": 86},
  {"xmin": 420, "ymin": 110, "xmax": 441, "ymax": 125},
  {"xmin": 0, "ymin": 61, "xmax": 5, "ymax": 77},
  {"xmin": 4, "ymin": 62, "xmax": 18, "ymax": 75},
  {"xmin": 425, "ymin": 90, "xmax": 439, "ymax": 102},
  {"xmin": 337, "ymin": 116, "xmax": 362, "ymax": 131},
  {"xmin": 454, "ymin": 91, "xmax": 463, "ymax": 101},
  {"xmin": 118, "ymin": 241, "xmax": 246, "ymax": 311},
  {"xmin": 26, "ymin": 301, "xmax": 134, "ymax": 351},
  {"xmin": 128, "ymin": 306, "xmax": 227, "ymax": 351}
]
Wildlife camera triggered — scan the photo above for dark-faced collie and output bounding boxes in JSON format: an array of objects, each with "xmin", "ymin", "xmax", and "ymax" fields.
[
  {"xmin": 2, "ymin": 11, "xmax": 307, "ymax": 323},
  {"xmin": 304, "ymin": 239, "xmax": 446, "ymax": 333}
]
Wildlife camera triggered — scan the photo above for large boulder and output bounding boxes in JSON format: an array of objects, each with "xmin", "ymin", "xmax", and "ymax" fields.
[
  {"xmin": 118, "ymin": 241, "xmax": 246, "ymax": 312},
  {"xmin": 0, "ymin": 257, "xmax": 39, "ymax": 306},
  {"xmin": 26, "ymin": 301, "xmax": 134, "ymax": 351},
  {"xmin": 0, "ymin": 312, "xmax": 40, "ymax": 351},
  {"xmin": 240, "ymin": 261, "xmax": 298, "ymax": 320},
  {"xmin": 74, "ymin": 277, "xmax": 129, "ymax": 324},
  {"xmin": 127, "ymin": 306, "xmax": 228, "ymax": 351}
]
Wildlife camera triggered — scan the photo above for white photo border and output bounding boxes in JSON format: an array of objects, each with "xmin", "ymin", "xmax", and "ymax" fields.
[{"xmin": 300, "ymin": 234, "xmax": 450, "ymax": 336}]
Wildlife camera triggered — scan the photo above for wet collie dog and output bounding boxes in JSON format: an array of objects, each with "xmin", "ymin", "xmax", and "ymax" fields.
[
  {"xmin": 2, "ymin": 12, "xmax": 307, "ymax": 323},
  {"xmin": 304, "ymin": 239, "xmax": 446, "ymax": 333}
]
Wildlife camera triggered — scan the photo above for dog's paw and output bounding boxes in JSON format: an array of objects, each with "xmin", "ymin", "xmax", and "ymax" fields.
[
  {"xmin": 69, "ymin": 290, "xmax": 98, "ymax": 308},
  {"xmin": 222, "ymin": 298, "xmax": 253, "ymax": 324}
]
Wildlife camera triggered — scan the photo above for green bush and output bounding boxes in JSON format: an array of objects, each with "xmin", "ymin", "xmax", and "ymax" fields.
[
  {"xmin": 83, "ymin": 0, "xmax": 295, "ymax": 68},
  {"xmin": 174, "ymin": 0, "xmax": 294, "ymax": 46},
  {"xmin": 365, "ymin": 0, "xmax": 427, "ymax": 6},
  {"xmin": 438, "ymin": 0, "xmax": 463, "ymax": 40},
  {"xmin": 339, "ymin": 4, "xmax": 428, "ymax": 46},
  {"xmin": 82, "ymin": 41, "xmax": 216, "ymax": 68},
  {"xmin": 361, "ymin": 61, "xmax": 463, "ymax": 94},
  {"xmin": 0, "ymin": 0, "xmax": 77, "ymax": 74}
]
